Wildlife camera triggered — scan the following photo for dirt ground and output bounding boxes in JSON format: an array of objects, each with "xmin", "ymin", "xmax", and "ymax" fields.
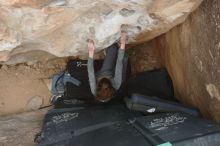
[{"xmin": 0, "ymin": 107, "xmax": 51, "ymax": 146}]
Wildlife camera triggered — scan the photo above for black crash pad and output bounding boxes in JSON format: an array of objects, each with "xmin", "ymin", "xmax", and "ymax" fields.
[
  {"xmin": 127, "ymin": 68, "xmax": 174, "ymax": 100},
  {"xmin": 125, "ymin": 93, "xmax": 200, "ymax": 116},
  {"xmin": 38, "ymin": 105, "xmax": 142, "ymax": 146},
  {"xmin": 38, "ymin": 106, "xmax": 220, "ymax": 146}
]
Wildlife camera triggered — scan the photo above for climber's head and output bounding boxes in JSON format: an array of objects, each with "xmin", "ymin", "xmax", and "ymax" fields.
[{"xmin": 96, "ymin": 78, "xmax": 116, "ymax": 102}]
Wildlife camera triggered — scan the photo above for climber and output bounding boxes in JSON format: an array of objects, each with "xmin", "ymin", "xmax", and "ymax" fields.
[{"xmin": 87, "ymin": 31, "xmax": 127, "ymax": 102}]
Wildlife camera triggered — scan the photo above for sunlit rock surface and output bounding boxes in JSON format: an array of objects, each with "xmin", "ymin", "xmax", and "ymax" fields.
[{"xmin": 0, "ymin": 0, "xmax": 202, "ymax": 64}]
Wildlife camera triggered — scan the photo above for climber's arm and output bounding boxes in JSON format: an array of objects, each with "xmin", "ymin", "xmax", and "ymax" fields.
[
  {"xmin": 113, "ymin": 31, "xmax": 127, "ymax": 90},
  {"xmin": 87, "ymin": 39, "xmax": 96, "ymax": 96}
]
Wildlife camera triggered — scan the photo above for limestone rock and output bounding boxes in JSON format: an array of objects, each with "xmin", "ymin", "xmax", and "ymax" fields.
[
  {"xmin": 0, "ymin": 0, "xmax": 203, "ymax": 64},
  {"xmin": 154, "ymin": 0, "xmax": 220, "ymax": 122},
  {"xmin": 27, "ymin": 96, "xmax": 43, "ymax": 110}
]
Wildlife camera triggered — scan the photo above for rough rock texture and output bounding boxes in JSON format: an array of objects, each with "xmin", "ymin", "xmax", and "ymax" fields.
[
  {"xmin": 0, "ymin": 58, "xmax": 66, "ymax": 116},
  {"xmin": 127, "ymin": 42, "xmax": 162, "ymax": 74},
  {"xmin": 0, "ymin": 107, "xmax": 50, "ymax": 146},
  {"xmin": 0, "ymin": 0, "xmax": 202, "ymax": 64},
  {"xmin": 154, "ymin": 0, "xmax": 220, "ymax": 122}
]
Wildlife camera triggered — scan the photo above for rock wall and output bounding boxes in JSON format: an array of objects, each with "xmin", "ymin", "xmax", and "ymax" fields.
[
  {"xmin": 155, "ymin": 0, "xmax": 220, "ymax": 122},
  {"xmin": 0, "ymin": 58, "xmax": 66, "ymax": 116},
  {"xmin": 127, "ymin": 42, "xmax": 162, "ymax": 74},
  {"xmin": 0, "ymin": 0, "xmax": 202, "ymax": 64}
]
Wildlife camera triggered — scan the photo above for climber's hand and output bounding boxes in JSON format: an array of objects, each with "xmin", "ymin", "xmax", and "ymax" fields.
[{"xmin": 87, "ymin": 39, "xmax": 95, "ymax": 58}]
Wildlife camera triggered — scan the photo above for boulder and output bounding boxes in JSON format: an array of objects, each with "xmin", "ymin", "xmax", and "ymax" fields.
[
  {"xmin": 0, "ymin": 0, "xmax": 202, "ymax": 64},
  {"xmin": 154, "ymin": 0, "xmax": 220, "ymax": 122}
]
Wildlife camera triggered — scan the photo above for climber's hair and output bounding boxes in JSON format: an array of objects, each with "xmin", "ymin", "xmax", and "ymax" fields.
[{"xmin": 96, "ymin": 78, "xmax": 116, "ymax": 102}]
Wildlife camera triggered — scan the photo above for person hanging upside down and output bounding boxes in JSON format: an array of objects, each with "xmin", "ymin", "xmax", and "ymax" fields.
[{"xmin": 87, "ymin": 31, "xmax": 128, "ymax": 102}]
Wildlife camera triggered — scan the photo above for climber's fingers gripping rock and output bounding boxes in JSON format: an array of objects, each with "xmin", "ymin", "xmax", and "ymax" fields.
[{"xmin": 87, "ymin": 39, "xmax": 95, "ymax": 58}]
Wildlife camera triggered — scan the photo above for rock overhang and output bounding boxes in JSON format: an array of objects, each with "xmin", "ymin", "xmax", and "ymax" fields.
[{"xmin": 0, "ymin": 0, "xmax": 203, "ymax": 64}]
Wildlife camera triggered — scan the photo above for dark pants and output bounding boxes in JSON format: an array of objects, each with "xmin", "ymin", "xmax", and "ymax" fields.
[
  {"xmin": 98, "ymin": 43, "xmax": 129, "ymax": 84},
  {"xmin": 99, "ymin": 43, "xmax": 119, "ymax": 75}
]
